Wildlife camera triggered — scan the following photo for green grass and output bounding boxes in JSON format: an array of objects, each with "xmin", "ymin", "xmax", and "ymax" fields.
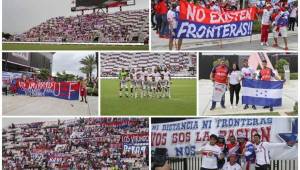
[
  {"xmin": 101, "ymin": 79, "xmax": 196, "ymax": 116},
  {"xmin": 2, "ymin": 43, "xmax": 149, "ymax": 51},
  {"xmin": 224, "ymin": 112, "xmax": 280, "ymax": 116}
]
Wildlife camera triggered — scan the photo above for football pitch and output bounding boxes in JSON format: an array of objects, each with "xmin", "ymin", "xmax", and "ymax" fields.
[
  {"xmin": 2, "ymin": 43, "xmax": 149, "ymax": 51},
  {"xmin": 101, "ymin": 79, "xmax": 197, "ymax": 116}
]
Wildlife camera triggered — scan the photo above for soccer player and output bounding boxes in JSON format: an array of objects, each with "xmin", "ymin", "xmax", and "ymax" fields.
[
  {"xmin": 129, "ymin": 71, "xmax": 136, "ymax": 97},
  {"xmin": 241, "ymin": 59, "xmax": 257, "ymax": 110},
  {"xmin": 161, "ymin": 67, "xmax": 171, "ymax": 98},
  {"xmin": 135, "ymin": 73, "xmax": 143, "ymax": 98},
  {"xmin": 197, "ymin": 134, "xmax": 224, "ymax": 170},
  {"xmin": 153, "ymin": 69, "xmax": 161, "ymax": 97},
  {"xmin": 150, "ymin": 75, "xmax": 158, "ymax": 98},
  {"xmin": 118, "ymin": 68, "xmax": 128, "ymax": 97},
  {"xmin": 158, "ymin": 74, "xmax": 168, "ymax": 98},
  {"xmin": 143, "ymin": 75, "xmax": 151, "ymax": 97}
]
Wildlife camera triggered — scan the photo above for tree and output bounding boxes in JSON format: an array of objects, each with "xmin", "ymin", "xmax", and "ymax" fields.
[
  {"xmin": 37, "ymin": 68, "xmax": 50, "ymax": 81},
  {"xmin": 56, "ymin": 71, "xmax": 76, "ymax": 81},
  {"xmin": 80, "ymin": 54, "xmax": 96, "ymax": 83},
  {"xmin": 275, "ymin": 58, "xmax": 289, "ymax": 73}
]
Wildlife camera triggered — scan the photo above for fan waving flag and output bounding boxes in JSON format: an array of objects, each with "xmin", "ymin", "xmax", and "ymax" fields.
[{"xmin": 242, "ymin": 79, "xmax": 284, "ymax": 107}]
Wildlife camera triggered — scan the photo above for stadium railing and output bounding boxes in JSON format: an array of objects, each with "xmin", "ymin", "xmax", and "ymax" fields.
[{"xmin": 167, "ymin": 157, "xmax": 298, "ymax": 170}]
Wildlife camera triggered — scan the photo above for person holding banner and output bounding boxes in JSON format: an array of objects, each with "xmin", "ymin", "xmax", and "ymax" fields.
[
  {"xmin": 272, "ymin": 7, "xmax": 289, "ymax": 50},
  {"xmin": 210, "ymin": 58, "xmax": 229, "ymax": 111},
  {"xmin": 253, "ymin": 133, "xmax": 296, "ymax": 170},
  {"xmin": 198, "ymin": 134, "xmax": 225, "ymax": 170},
  {"xmin": 241, "ymin": 59, "xmax": 257, "ymax": 110},
  {"xmin": 257, "ymin": 60, "xmax": 281, "ymax": 112},
  {"xmin": 167, "ymin": 2, "xmax": 183, "ymax": 50},
  {"xmin": 259, "ymin": 3, "xmax": 273, "ymax": 46},
  {"xmin": 79, "ymin": 78, "xmax": 88, "ymax": 103}
]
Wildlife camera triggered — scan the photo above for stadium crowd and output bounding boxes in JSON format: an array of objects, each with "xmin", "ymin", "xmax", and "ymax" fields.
[
  {"xmin": 152, "ymin": 0, "xmax": 298, "ymax": 50},
  {"xmin": 2, "ymin": 118, "xmax": 149, "ymax": 170},
  {"xmin": 9, "ymin": 9, "xmax": 149, "ymax": 43},
  {"xmin": 100, "ymin": 53, "xmax": 197, "ymax": 77}
]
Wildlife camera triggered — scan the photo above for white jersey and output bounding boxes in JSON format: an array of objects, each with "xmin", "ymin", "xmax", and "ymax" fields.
[
  {"xmin": 222, "ymin": 162, "xmax": 242, "ymax": 170},
  {"xmin": 162, "ymin": 71, "xmax": 171, "ymax": 81},
  {"xmin": 159, "ymin": 79, "xmax": 168, "ymax": 88},
  {"xmin": 130, "ymin": 78, "xmax": 136, "ymax": 87},
  {"xmin": 143, "ymin": 80, "xmax": 151, "ymax": 88},
  {"xmin": 153, "ymin": 72, "xmax": 161, "ymax": 82},
  {"xmin": 200, "ymin": 143, "xmax": 222, "ymax": 169},
  {"xmin": 135, "ymin": 78, "xmax": 143, "ymax": 88},
  {"xmin": 139, "ymin": 71, "xmax": 148, "ymax": 81},
  {"xmin": 241, "ymin": 67, "xmax": 255, "ymax": 79},
  {"xmin": 254, "ymin": 142, "xmax": 287, "ymax": 166},
  {"xmin": 150, "ymin": 80, "xmax": 158, "ymax": 89}
]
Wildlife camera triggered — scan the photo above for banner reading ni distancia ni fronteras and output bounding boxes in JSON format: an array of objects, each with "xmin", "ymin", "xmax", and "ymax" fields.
[
  {"xmin": 175, "ymin": 0, "xmax": 257, "ymax": 39},
  {"xmin": 16, "ymin": 80, "xmax": 80, "ymax": 100},
  {"xmin": 151, "ymin": 118, "xmax": 298, "ymax": 159}
]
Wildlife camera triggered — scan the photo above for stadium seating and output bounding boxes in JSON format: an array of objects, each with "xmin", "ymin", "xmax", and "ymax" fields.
[
  {"xmin": 2, "ymin": 118, "xmax": 149, "ymax": 169},
  {"xmin": 100, "ymin": 53, "xmax": 197, "ymax": 77},
  {"xmin": 11, "ymin": 9, "xmax": 149, "ymax": 43}
]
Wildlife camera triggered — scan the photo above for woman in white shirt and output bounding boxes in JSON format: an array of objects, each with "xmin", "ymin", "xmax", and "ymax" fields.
[{"xmin": 228, "ymin": 63, "xmax": 241, "ymax": 109}]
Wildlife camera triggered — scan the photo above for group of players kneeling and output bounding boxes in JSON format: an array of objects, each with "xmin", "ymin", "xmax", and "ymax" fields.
[{"xmin": 119, "ymin": 67, "xmax": 172, "ymax": 99}]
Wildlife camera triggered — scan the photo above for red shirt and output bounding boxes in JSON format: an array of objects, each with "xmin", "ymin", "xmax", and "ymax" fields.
[
  {"xmin": 157, "ymin": 1, "xmax": 168, "ymax": 15},
  {"xmin": 212, "ymin": 64, "xmax": 229, "ymax": 84},
  {"xmin": 259, "ymin": 68, "xmax": 273, "ymax": 81}
]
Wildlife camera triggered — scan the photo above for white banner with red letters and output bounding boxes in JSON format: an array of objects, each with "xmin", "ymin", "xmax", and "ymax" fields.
[{"xmin": 151, "ymin": 118, "xmax": 298, "ymax": 159}]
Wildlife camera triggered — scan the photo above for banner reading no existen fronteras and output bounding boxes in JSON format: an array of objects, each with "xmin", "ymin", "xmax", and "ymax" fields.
[
  {"xmin": 151, "ymin": 118, "xmax": 298, "ymax": 159},
  {"xmin": 175, "ymin": 0, "xmax": 257, "ymax": 39}
]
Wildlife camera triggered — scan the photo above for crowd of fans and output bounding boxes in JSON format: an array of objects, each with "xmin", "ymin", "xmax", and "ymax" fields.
[
  {"xmin": 2, "ymin": 118, "xmax": 149, "ymax": 169},
  {"xmin": 152, "ymin": 0, "xmax": 297, "ymax": 50},
  {"xmin": 100, "ymin": 53, "xmax": 197, "ymax": 77},
  {"xmin": 9, "ymin": 9, "xmax": 149, "ymax": 43}
]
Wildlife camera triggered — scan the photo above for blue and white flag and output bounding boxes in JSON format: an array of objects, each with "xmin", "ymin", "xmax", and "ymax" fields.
[{"xmin": 242, "ymin": 79, "xmax": 283, "ymax": 107}]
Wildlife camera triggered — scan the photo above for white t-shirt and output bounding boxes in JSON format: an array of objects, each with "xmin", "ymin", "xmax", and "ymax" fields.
[
  {"xmin": 162, "ymin": 71, "xmax": 171, "ymax": 81},
  {"xmin": 290, "ymin": 7, "xmax": 297, "ymax": 18},
  {"xmin": 241, "ymin": 67, "xmax": 255, "ymax": 79},
  {"xmin": 228, "ymin": 70, "xmax": 241, "ymax": 85},
  {"xmin": 167, "ymin": 10, "xmax": 177, "ymax": 29},
  {"xmin": 139, "ymin": 71, "xmax": 148, "ymax": 81},
  {"xmin": 222, "ymin": 162, "xmax": 242, "ymax": 170},
  {"xmin": 200, "ymin": 143, "xmax": 222, "ymax": 169},
  {"xmin": 261, "ymin": 9, "xmax": 272, "ymax": 25},
  {"xmin": 254, "ymin": 142, "xmax": 287, "ymax": 165},
  {"xmin": 154, "ymin": 72, "xmax": 161, "ymax": 82}
]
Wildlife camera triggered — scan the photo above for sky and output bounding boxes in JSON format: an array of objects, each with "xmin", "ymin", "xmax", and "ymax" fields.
[
  {"xmin": 2, "ymin": 117, "xmax": 74, "ymax": 128},
  {"xmin": 3, "ymin": 0, "xmax": 149, "ymax": 34},
  {"xmin": 52, "ymin": 52, "xmax": 97, "ymax": 78}
]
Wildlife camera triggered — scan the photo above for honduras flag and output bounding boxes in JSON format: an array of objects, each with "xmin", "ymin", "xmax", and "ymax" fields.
[{"xmin": 242, "ymin": 79, "xmax": 283, "ymax": 107}]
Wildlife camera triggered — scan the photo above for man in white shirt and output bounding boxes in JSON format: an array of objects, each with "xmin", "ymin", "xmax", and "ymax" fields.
[
  {"xmin": 161, "ymin": 67, "xmax": 171, "ymax": 98},
  {"xmin": 222, "ymin": 153, "xmax": 242, "ymax": 170},
  {"xmin": 260, "ymin": 3, "xmax": 273, "ymax": 46},
  {"xmin": 241, "ymin": 59, "xmax": 257, "ymax": 110},
  {"xmin": 198, "ymin": 134, "xmax": 224, "ymax": 170},
  {"xmin": 253, "ymin": 133, "xmax": 295, "ymax": 170}
]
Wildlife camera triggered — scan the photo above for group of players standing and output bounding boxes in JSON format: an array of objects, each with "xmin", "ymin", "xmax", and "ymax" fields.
[{"xmin": 118, "ymin": 66, "xmax": 172, "ymax": 98}]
